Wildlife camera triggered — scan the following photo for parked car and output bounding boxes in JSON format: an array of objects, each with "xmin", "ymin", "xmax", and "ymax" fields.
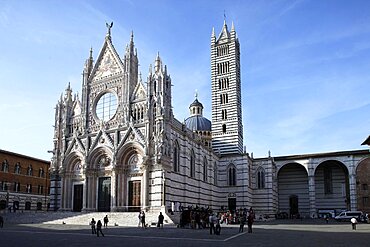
[
  {"xmin": 359, "ymin": 213, "xmax": 369, "ymax": 223},
  {"xmin": 334, "ymin": 211, "xmax": 363, "ymax": 222},
  {"xmin": 276, "ymin": 212, "xmax": 288, "ymax": 219}
]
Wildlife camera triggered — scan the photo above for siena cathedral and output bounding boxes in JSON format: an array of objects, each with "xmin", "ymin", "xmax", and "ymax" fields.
[{"xmin": 50, "ymin": 21, "xmax": 370, "ymax": 218}]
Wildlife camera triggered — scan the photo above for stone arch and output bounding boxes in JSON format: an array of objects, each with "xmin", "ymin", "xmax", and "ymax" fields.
[
  {"xmin": 116, "ymin": 142, "xmax": 145, "ymax": 172},
  {"xmin": 356, "ymin": 157, "xmax": 370, "ymax": 212},
  {"xmin": 87, "ymin": 146, "xmax": 113, "ymax": 169},
  {"xmin": 277, "ymin": 162, "xmax": 309, "ymax": 218},
  {"xmin": 64, "ymin": 151, "xmax": 84, "ymax": 172},
  {"xmin": 314, "ymin": 160, "xmax": 349, "ymax": 212}
]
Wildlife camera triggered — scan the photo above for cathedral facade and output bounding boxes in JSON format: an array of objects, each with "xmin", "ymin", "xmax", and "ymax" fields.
[{"xmin": 50, "ymin": 21, "xmax": 370, "ymax": 218}]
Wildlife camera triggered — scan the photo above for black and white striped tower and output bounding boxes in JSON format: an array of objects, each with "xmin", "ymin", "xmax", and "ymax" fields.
[{"xmin": 211, "ymin": 21, "xmax": 243, "ymax": 154}]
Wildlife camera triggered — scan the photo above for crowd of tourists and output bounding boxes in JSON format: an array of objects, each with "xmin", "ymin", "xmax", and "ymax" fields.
[{"xmin": 178, "ymin": 206, "xmax": 256, "ymax": 234}]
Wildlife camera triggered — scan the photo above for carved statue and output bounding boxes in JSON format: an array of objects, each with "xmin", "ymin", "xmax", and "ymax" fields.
[{"xmin": 106, "ymin": 22, "xmax": 113, "ymax": 36}]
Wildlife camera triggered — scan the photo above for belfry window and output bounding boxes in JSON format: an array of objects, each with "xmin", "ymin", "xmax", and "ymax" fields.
[{"xmin": 222, "ymin": 124, "xmax": 226, "ymax": 133}]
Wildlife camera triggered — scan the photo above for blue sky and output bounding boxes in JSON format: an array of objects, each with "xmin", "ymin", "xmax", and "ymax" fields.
[{"xmin": 0, "ymin": 0, "xmax": 369, "ymax": 160}]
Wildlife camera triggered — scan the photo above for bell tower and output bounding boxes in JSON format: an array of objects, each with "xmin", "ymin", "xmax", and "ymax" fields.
[{"xmin": 211, "ymin": 21, "xmax": 243, "ymax": 154}]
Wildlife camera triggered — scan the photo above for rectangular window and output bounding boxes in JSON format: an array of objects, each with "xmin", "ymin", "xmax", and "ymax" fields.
[
  {"xmin": 324, "ymin": 167, "xmax": 332, "ymax": 194},
  {"xmin": 362, "ymin": 184, "xmax": 368, "ymax": 190},
  {"xmin": 363, "ymin": 197, "xmax": 369, "ymax": 206}
]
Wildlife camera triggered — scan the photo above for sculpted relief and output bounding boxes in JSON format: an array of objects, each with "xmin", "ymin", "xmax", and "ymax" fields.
[{"xmin": 95, "ymin": 51, "xmax": 120, "ymax": 78}]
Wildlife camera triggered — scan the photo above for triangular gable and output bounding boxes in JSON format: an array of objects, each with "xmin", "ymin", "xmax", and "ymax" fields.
[
  {"xmin": 65, "ymin": 136, "xmax": 86, "ymax": 156},
  {"xmin": 88, "ymin": 129, "xmax": 115, "ymax": 152},
  {"xmin": 217, "ymin": 23, "xmax": 230, "ymax": 43},
  {"xmin": 117, "ymin": 125, "xmax": 146, "ymax": 150},
  {"xmin": 131, "ymin": 80, "xmax": 147, "ymax": 102},
  {"xmin": 89, "ymin": 39, "xmax": 124, "ymax": 81}
]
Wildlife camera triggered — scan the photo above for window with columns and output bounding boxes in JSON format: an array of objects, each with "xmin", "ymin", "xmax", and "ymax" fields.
[
  {"xmin": 173, "ymin": 140, "xmax": 180, "ymax": 173},
  {"xmin": 228, "ymin": 164, "xmax": 236, "ymax": 186},
  {"xmin": 257, "ymin": 168, "xmax": 265, "ymax": 189},
  {"xmin": 203, "ymin": 157, "xmax": 208, "ymax": 182},
  {"xmin": 190, "ymin": 149, "xmax": 195, "ymax": 178}
]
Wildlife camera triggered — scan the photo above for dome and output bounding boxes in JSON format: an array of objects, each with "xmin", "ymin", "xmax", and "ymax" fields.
[
  {"xmin": 190, "ymin": 98, "xmax": 203, "ymax": 108},
  {"xmin": 185, "ymin": 115, "xmax": 211, "ymax": 132}
]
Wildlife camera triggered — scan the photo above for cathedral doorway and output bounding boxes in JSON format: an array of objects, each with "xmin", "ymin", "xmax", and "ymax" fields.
[
  {"xmin": 289, "ymin": 195, "xmax": 299, "ymax": 218},
  {"xmin": 128, "ymin": 181, "xmax": 141, "ymax": 212},
  {"xmin": 73, "ymin": 184, "xmax": 83, "ymax": 212},
  {"xmin": 98, "ymin": 177, "xmax": 111, "ymax": 212},
  {"xmin": 228, "ymin": 198, "xmax": 237, "ymax": 213}
]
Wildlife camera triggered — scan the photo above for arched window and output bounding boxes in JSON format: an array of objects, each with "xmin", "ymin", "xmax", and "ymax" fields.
[
  {"xmin": 222, "ymin": 124, "xmax": 226, "ymax": 133},
  {"xmin": 257, "ymin": 168, "xmax": 265, "ymax": 189},
  {"xmin": 39, "ymin": 168, "xmax": 45, "ymax": 178},
  {"xmin": 14, "ymin": 163, "xmax": 21, "ymax": 174},
  {"xmin": 228, "ymin": 165, "xmax": 236, "ymax": 186},
  {"xmin": 203, "ymin": 157, "xmax": 208, "ymax": 182},
  {"xmin": 214, "ymin": 162, "xmax": 218, "ymax": 185},
  {"xmin": 190, "ymin": 149, "xmax": 195, "ymax": 178},
  {"xmin": 2, "ymin": 160, "xmax": 9, "ymax": 172},
  {"xmin": 27, "ymin": 165, "xmax": 33, "ymax": 176},
  {"xmin": 173, "ymin": 141, "xmax": 180, "ymax": 173},
  {"xmin": 25, "ymin": 201, "xmax": 31, "ymax": 210}
]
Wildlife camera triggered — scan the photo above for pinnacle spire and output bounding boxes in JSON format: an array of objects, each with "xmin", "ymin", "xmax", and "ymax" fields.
[
  {"xmin": 89, "ymin": 47, "xmax": 93, "ymax": 58},
  {"xmin": 154, "ymin": 52, "xmax": 161, "ymax": 72},
  {"xmin": 212, "ymin": 27, "xmax": 215, "ymax": 38},
  {"xmin": 231, "ymin": 21, "xmax": 235, "ymax": 31}
]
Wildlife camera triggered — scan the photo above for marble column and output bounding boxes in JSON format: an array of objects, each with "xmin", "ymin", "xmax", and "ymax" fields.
[
  {"xmin": 142, "ymin": 168, "xmax": 149, "ymax": 210},
  {"xmin": 82, "ymin": 176, "xmax": 88, "ymax": 211},
  {"xmin": 111, "ymin": 169, "xmax": 117, "ymax": 211},
  {"xmin": 349, "ymin": 173, "xmax": 357, "ymax": 211}
]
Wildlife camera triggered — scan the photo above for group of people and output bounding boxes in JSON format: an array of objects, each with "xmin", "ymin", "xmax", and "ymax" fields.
[
  {"xmin": 90, "ymin": 215, "xmax": 109, "ymax": 237},
  {"xmin": 138, "ymin": 211, "xmax": 165, "ymax": 228},
  {"xmin": 238, "ymin": 208, "xmax": 255, "ymax": 233}
]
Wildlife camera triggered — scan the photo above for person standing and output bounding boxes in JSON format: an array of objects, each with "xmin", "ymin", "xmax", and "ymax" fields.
[
  {"xmin": 209, "ymin": 213, "xmax": 215, "ymax": 235},
  {"xmin": 141, "ymin": 211, "xmax": 146, "ymax": 228},
  {"xmin": 247, "ymin": 213, "xmax": 254, "ymax": 233},
  {"xmin": 103, "ymin": 215, "xmax": 109, "ymax": 228},
  {"xmin": 239, "ymin": 215, "xmax": 245, "ymax": 233},
  {"xmin": 157, "ymin": 212, "xmax": 164, "ymax": 228},
  {"xmin": 138, "ymin": 212, "xmax": 142, "ymax": 227},
  {"xmin": 215, "ymin": 215, "xmax": 221, "ymax": 235},
  {"xmin": 96, "ymin": 220, "xmax": 104, "ymax": 237},
  {"xmin": 351, "ymin": 217, "xmax": 358, "ymax": 230},
  {"xmin": 90, "ymin": 218, "xmax": 96, "ymax": 234}
]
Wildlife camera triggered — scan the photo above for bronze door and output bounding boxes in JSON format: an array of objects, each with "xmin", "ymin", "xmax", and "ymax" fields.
[
  {"xmin": 73, "ymin": 184, "xmax": 83, "ymax": 212},
  {"xmin": 98, "ymin": 177, "xmax": 111, "ymax": 212},
  {"xmin": 128, "ymin": 181, "xmax": 141, "ymax": 212}
]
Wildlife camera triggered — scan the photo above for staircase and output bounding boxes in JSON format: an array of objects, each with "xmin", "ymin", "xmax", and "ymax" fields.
[{"xmin": 1, "ymin": 210, "xmax": 175, "ymax": 227}]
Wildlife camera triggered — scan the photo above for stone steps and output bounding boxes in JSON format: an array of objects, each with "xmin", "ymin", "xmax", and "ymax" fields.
[{"xmin": 1, "ymin": 210, "xmax": 175, "ymax": 227}]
